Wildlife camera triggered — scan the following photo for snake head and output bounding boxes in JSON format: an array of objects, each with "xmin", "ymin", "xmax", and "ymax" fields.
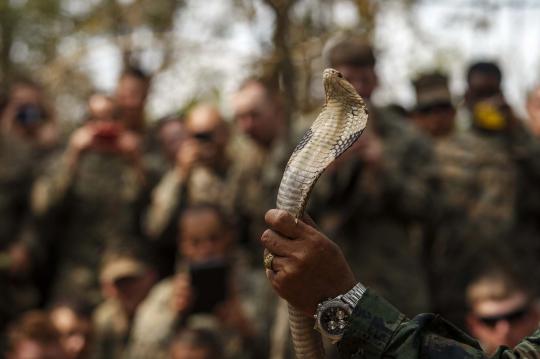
[{"xmin": 323, "ymin": 68, "xmax": 363, "ymax": 104}]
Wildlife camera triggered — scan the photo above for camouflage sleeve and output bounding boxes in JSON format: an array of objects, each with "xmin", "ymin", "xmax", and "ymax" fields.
[
  {"xmin": 143, "ymin": 169, "xmax": 184, "ymax": 239},
  {"xmin": 125, "ymin": 278, "xmax": 177, "ymax": 359},
  {"xmin": 337, "ymin": 289, "xmax": 540, "ymax": 359},
  {"xmin": 31, "ymin": 152, "xmax": 75, "ymax": 216}
]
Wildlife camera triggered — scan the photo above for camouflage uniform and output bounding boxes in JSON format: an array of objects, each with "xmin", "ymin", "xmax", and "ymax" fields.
[
  {"xmin": 338, "ymin": 289, "xmax": 540, "ymax": 359},
  {"xmin": 232, "ymin": 134, "xmax": 294, "ymax": 253},
  {"xmin": 144, "ymin": 139, "xmax": 250, "ymax": 236},
  {"xmin": 310, "ymin": 106, "xmax": 436, "ymax": 317},
  {"xmin": 0, "ymin": 132, "xmax": 50, "ymax": 330},
  {"xmin": 125, "ymin": 257, "xmax": 271, "ymax": 359},
  {"xmin": 428, "ymin": 123, "xmax": 540, "ymax": 327},
  {"xmin": 144, "ymin": 133, "xmax": 294, "ymax": 263},
  {"xmin": 92, "ymin": 299, "xmax": 132, "ymax": 359},
  {"xmin": 32, "ymin": 150, "xmax": 145, "ymax": 304}
]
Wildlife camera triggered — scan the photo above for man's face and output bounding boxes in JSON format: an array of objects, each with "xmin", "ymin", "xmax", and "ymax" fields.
[
  {"xmin": 466, "ymin": 73, "xmax": 501, "ymax": 109},
  {"xmin": 104, "ymin": 271, "xmax": 155, "ymax": 316},
  {"xmin": 158, "ymin": 120, "xmax": 186, "ymax": 163},
  {"xmin": 4, "ymin": 84, "xmax": 47, "ymax": 136},
  {"xmin": 185, "ymin": 106, "xmax": 228, "ymax": 166},
  {"xmin": 412, "ymin": 102, "xmax": 455, "ymax": 138},
  {"xmin": 9, "ymin": 84, "xmax": 42, "ymax": 108},
  {"xmin": 233, "ymin": 82, "xmax": 281, "ymax": 147},
  {"xmin": 334, "ymin": 64, "xmax": 378, "ymax": 100},
  {"xmin": 180, "ymin": 210, "xmax": 230, "ymax": 263},
  {"xmin": 170, "ymin": 343, "xmax": 212, "ymax": 359},
  {"xmin": 50, "ymin": 308, "xmax": 92, "ymax": 359},
  {"xmin": 115, "ymin": 76, "xmax": 148, "ymax": 125},
  {"xmin": 467, "ymin": 292, "xmax": 540, "ymax": 354},
  {"xmin": 88, "ymin": 95, "xmax": 117, "ymax": 123},
  {"xmin": 8, "ymin": 339, "xmax": 67, "ymax": 359}
]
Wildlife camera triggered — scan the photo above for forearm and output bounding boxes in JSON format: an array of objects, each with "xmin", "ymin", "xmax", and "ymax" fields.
[
  {"xmin": 338, "ymin": 289, "xmax": 540, "ymax": 359},
  {"xmin": 31, "ymin": 151, "xmax": 77, "ymax": 215},
  {"xmin": 144, "ymin": 169, "xmax": 185, "ymax": 239}
]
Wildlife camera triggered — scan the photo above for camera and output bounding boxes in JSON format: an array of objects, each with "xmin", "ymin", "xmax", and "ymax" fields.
[
  {"xmin": 93, "ymin": 122, "xmax": 122, "ymax": 142},
  {"xmin": 15, "ymin": 104, "xmax": 47, "ymax": 126}
]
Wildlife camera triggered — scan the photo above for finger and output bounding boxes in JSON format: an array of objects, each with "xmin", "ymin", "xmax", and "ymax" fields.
[
  {"xmin": 261, "ymin": 229, "xmax": 296, "ymax": 257},
  {"xmin": 265, "ymin": 269, "xmax": 286, "ymax": 295},
  {"xmin": 302, "ymin": 212, "xmax": 320, "ymax": 230},
  {"xmin": 269, "ymin": 255, "xmax": 286, "ymax": 272},
  {"xmin": 265, "ymin": 268, "xmax": 275, "ymax": 281},
  {"xmin": 264, "ymin": 209, "xmax": 314, "ymax": 239}
]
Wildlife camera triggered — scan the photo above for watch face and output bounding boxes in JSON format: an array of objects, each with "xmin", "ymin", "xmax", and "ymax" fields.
[{"xmin": 317, "ymin": 300, "xmax": 352, "ymax": 340}]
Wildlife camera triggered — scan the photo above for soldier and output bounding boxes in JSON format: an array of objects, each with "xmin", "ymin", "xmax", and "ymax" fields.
[
  {"xmin": 260, "ymin": 208, "xmax": 540, "ymax": 358},
  {"xmin": 458, "ymin": 63, "xmax": 540, "ymax": 237},
  {"xmin": 411, "ymin": 72, "xmax": 456, "ymax": 139},
  {"xmin": 92, "ymin": 245, "xmax": 158, "ymax": 359},
  {"xmin": 311, "ymin": 34, "xmax": 435, "ymax": 316},
  {"xmin": 32, "ymin": 94, "xmax": 147, "ymax": 304},
  {"xmin": 115, "ymin": 67, "xmax": 151, "ymax": 135},
  {"xmin": 128, "ymin": 205, "xmax": 263, "ymax": 359},
  {"xmin": 0, "ymin": 78, "xmax": 59, "ymax": 333},
  {"xmin": 411, "ymin": 69, "xmax": 540, "ymax": 326},
  {"xmin": 231, "ymin": 78, "xmax": 299, "ymax": 257},
  {"xmin": 457, "ymin": 61, "xmax": 504, "ymax": 130},
  {"xmin": 144, "ymin": 104, "xmax": 252, "ymax": 256},
  {"xmin": 465, "ymin": 263, "xmax": 540, "ymax": 355}
]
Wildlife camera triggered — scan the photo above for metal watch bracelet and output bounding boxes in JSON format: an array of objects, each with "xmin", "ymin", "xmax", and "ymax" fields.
[{"xmin": 341, "ymin": 282, "xmax": 367, "ymax": 310}]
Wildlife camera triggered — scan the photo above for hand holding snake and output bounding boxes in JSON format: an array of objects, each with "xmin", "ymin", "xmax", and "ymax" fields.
[{"xmin": 263, "ymin": 68, "xmax": 368, "ymax": 358}]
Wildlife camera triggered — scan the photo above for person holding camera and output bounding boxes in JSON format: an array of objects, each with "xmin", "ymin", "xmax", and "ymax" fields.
[
  {"xmin": 31, "ymin": 93, "xmax": 147, "ymax": 305},
  {"xmin": 144, "ymin": 103, "xmax": 248, "ymax": 248},
  {"xmin": 0, "ymin": 78, "xmax": 59, "ymax": 333}
]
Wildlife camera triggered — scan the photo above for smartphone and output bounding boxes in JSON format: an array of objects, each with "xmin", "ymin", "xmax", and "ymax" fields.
[{"xmin": 189, "ymin": 259, "xmax": 230, "ymax": 314}]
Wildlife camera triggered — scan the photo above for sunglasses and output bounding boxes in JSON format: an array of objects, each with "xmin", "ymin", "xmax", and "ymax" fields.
[
  {"xmin": 192, "ymin": 131, "xmax": 215, "ymax": 142},
  {"xmin": 477, "ymin": 305, "xmax": 531, "ymax": 328}
]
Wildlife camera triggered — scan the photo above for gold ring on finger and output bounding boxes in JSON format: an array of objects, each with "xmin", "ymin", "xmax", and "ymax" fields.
[{"xmin": 264, "ymin": 252, "xmax": 275, "ymax": 271}]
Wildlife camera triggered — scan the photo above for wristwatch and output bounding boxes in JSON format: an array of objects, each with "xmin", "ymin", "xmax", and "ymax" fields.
[{"xmin": 314, "ymin": 282, "xmax": 366, "ymax": 343}]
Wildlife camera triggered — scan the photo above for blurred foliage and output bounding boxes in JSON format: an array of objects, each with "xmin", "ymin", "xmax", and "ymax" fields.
[
  {"xmin": 1, "ymin": 0, "xmax": 501, "ymax": 125},
  {"xmin": 0, "ymin": 0, "xmax": 185, "ymax": 122},
  {"xmin": 255, "ymin": 0, "xmax": 377, "ymax": 117}
]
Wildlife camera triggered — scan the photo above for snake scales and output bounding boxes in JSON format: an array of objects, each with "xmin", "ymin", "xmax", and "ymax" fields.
[{"xmin": 275, "ymin": 68, "xmax": 368, "ymax": 358}]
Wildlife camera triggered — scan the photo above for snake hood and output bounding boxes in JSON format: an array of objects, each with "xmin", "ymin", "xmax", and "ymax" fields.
[{"xmin": 277, "ymin": 68, "xmax": 368, "ymax": 220}]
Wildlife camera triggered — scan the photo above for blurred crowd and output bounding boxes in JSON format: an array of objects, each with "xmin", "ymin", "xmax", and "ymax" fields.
[{"xmin": 2, "ymin": 34, "xmax": 540, "ymax": 359}]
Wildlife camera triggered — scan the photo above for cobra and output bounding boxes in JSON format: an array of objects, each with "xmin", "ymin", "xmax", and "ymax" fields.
[{"xmin": 276, "ymin": 68, "xmax": 368, "ymax": 358}]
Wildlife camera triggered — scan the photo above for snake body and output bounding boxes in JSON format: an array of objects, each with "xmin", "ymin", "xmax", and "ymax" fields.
[{"xmin": 276, "ymin": 68, "xmax": 368, "ymax": 358}]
